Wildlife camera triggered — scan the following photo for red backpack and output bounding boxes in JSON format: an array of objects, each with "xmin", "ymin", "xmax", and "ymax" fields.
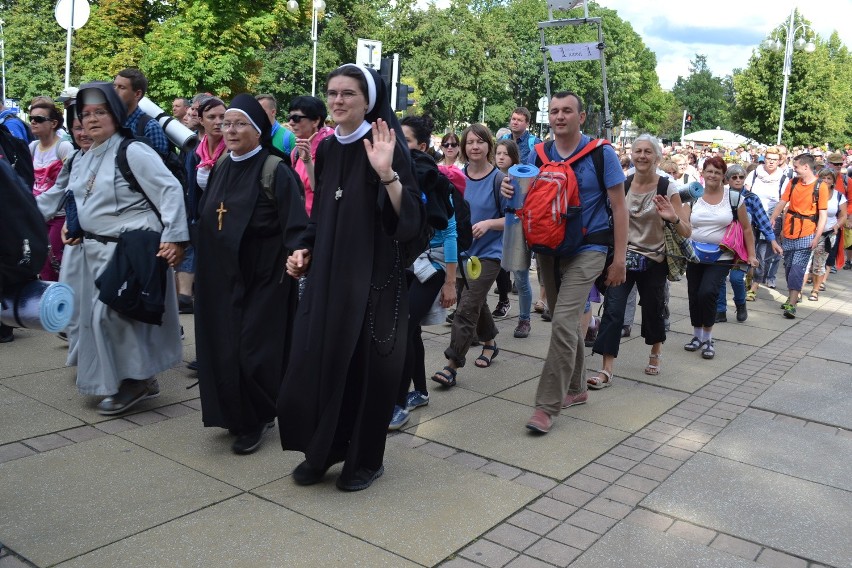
[{"xmin": 517, "ymin": 139, "xmax": 610, "ymax": 256}]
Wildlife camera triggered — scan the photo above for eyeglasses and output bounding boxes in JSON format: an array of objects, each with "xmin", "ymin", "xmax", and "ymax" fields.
[
  {"xmin": 288, "ymin": 114, "xmax": 310, "ymax": 123},
  {"xmin": 29, "ymin": 115, "xmax": 53, "ymax": 124},
  {"xmin": 764, "ymin": 157, "xmax": 779, "ymax": 162},
  {"xmin": 326, "ymin": 90, "xmax": 359, "ymax": 101},
  {"xmin": 80, "ymin": 109, "xmax": 111, "ymax": 120},
  {"xmin": 220, "ymin": 121, "xmax": 252, "ymax": 131},
  {"xmin": 442, "ymin": 142, "xmax": 459, "ymax": 148},
  {"xmin": 830, "ymin": 162, "xmax": 843, "ymax": 166},
  {"xmin": 729, "ymin": 175, "xmax": 745, "ymax": 180}
]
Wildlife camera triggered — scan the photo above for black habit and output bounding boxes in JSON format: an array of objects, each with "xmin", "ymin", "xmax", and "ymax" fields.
[
  {"xmin": 276, "ymin": 133, "xmax": 425, "ymax": 477},
  {"xmin": 195, "ymin": 148, "xmax": 308, "ymax": 434}
]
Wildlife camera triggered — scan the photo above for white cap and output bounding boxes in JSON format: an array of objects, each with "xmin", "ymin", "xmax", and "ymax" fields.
[{"xmin": 57, "ymin": 86, "xmax": 79, "ymax": 103}]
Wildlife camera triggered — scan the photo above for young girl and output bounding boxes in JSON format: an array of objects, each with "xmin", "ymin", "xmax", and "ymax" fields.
[{"xmin": 495, "ymin": 139, "xmax": 533, "ymax": 338}]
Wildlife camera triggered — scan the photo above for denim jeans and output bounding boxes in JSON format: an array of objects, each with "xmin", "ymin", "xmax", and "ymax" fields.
[
  {"xmin": 716, "ymin": 267, "xmax": 746, "ymax": 312},
  {"xmin": 513, "ymin": 269, "xmax": 532, "ymax": 321}
]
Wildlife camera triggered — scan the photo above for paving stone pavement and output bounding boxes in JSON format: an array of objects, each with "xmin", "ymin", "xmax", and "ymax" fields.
[{"xmin": 1, "ymin": 270, "xmax": 850, "ymax": 567}]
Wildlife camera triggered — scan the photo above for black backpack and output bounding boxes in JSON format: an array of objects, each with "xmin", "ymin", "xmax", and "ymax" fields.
[
  {"xmin": 0, "ymin": 123, "xmax": 35, "ymax": 190},
  {"xmin": 0, "ymin": 158, "xmax": 47, "ymax": 295},
  {"xmin": 118, "ymin": 114, "xmax": 188, "ymax": 195}
]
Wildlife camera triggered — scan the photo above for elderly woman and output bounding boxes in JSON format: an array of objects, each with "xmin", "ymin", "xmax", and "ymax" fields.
[
  {"xmin": 288, "ymin": 95, "xmax": 334, "ymax": 216},
  {"xmin": 194, "ymin": 94, "xmax": 308, "ymax": 455},
  {"xmin": 587, "ymin": 135, "xmax": 691, "ymax": 384},
  {"xmin": 65, "ymin": 82, "xmax": 188, "ymax": 414},
  {"xmin": 715, "ymin": 164, "xmax": 782, "ymax": 322},
  {"xmin": 685, "ymin": 157, "xmax": 758, "ymax": 359},
  {"xmin": 278, "ymin": 64, "xmax": 425, "ymax": 491}
]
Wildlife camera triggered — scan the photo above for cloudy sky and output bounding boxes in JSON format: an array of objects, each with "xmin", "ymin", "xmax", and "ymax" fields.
[{"xmin": 418, "ymin": 1, "xmax": 852, "ymax": 89}]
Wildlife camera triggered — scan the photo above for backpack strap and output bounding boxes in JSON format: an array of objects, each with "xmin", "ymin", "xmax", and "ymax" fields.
[
  {"xmin": 728, "ymin": 188, "xmax": 742, "ymax": 221},
  {"xmin": 117, "ymin": 138, "xmax": 162, "ymax": 225},
  {"xmin": 624, "ymin": 173, "xmax": 634, "ymax": 193},
  {"xmin": 534, "ymin": 142, "xmax": 551, "ymax": 166},
  {"xmin": 135, "ymin": 114, "xmax": 152, "ymax": 138},
  {"xmin": 261, "ymin": 155, "xmax": 282, "ymax": 201},
  {"xmin": 491, "ymin": 169, "xmax": 506, "ymax": 218},
  {"xmin": 656, "ymin": 176, "xmax": 669, "ymax": 196}
]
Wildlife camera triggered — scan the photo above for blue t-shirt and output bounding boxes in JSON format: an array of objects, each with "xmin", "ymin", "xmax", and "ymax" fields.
[
  {"xmin": 526, "ymin": 134, "xmax": 624, "ymax": 254},
  {"xmin": 464, "ymin": 167, "xmax": 508, "ymax": 260}
]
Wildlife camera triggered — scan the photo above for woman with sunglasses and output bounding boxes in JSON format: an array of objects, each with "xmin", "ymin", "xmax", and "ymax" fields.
[
  {"xmin": 28, "ymin": 97, "xmax": 74, "ymax": 281},
  {"xmin": 439, "ymin": 132, "xmax": 463, "ymax": 169},
  {"xmin": 715, "ymin": 164, "xmax": 781, "ymax": 322},
  {"xmin": 288, "ymin": 96, "xmax": 334, "ymax": 216}
]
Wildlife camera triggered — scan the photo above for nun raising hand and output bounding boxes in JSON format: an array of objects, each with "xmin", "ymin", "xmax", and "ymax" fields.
[{"xmin": 278, "ymin": 64, "xmax": 426, "ymax": 492}]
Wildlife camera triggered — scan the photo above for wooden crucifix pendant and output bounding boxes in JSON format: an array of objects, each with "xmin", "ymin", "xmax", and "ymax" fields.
[{"xmin": 216, "ymin": 202, "xmax": 228, "ymax": 231}]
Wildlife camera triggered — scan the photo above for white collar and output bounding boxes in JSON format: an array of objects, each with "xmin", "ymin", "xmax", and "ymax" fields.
[
  {"xmin": 335, "ymin": 121, "xmax": 371, "ymax": 145},
  {"xmin": 230, "ymin": 145, "xmax": 263, "ymax": 161}
]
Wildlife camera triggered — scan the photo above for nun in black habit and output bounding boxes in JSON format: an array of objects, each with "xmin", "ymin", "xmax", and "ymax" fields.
[
  {"xmin": 194, "ymin": 94, "xmax": 308, "ymax": 455},
  {"xmin": 277, "ymin": 64, "xmax": 426, "ymax": 491}
]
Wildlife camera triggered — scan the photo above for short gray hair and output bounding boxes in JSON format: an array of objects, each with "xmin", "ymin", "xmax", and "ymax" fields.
[
  {"xmin": 632, "ymin": 133, "xmax": 663, "ymax": 162},
  {"xmin": 726, "ymin": 164, "xmax": 747, "ymax": 180}
]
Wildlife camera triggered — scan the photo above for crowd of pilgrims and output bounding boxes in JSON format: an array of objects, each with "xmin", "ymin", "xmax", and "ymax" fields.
[{"xmin": 6, "ymin": 62, "xmax": 850, "ymax": 492}]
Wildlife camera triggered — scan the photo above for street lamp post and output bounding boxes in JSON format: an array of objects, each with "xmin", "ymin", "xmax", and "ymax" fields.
[
  {"xmin": 763, "ymin": 9, "xmax": 815, "ymax": 145},
  {"xmin": 286, "ymin": 0, "xmax": 326, "ymax": 97},
  {"xmin": 481, "ymin": 97, "xmax": 486, "ymax": 124},
  {"xmin": 0, "ymin": 19, "xmax": 6, "ymax": 103}
]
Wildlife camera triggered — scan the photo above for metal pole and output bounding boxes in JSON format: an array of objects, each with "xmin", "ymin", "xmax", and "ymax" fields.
[
  {"xmin": 64, "ymin": 0, "xmax": 75, "ymax": 89},
  {"xmin": 597, "ymin": 24, "xmax": 612, "ymax": 141},
  {"xmin": 681, "ymin": 109, "xmax": 687, "ymax": 145},
  {"xmin": 310, "ymin": 2, "xmax": 318, "ymax": 97},
  {"xmin": 0, "ymin": 20, "xmax": 6, "ymax": 103},
  {"xmin": 776, "ymin": 8, "xmax": 794, "ymax": 145}
]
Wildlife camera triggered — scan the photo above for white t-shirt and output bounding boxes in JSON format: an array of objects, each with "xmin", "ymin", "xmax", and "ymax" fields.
[
  {"xmin": 824, "ymin": 190, "xmax": 847, "ymax": 232},
  {"xmin": 690, "ymin": 187, "xmax": 737, "ymax": 261},
  {"xmin": 746, "ymin": 166, "xmax": 785, "ymax": 214}
]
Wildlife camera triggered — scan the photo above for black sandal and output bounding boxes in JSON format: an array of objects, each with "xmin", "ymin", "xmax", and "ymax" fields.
[
  {"xmin": 431, "ymin": 366, "xmax": 457, "ymax": 387},
  {"xmin": 475, "ymin": 343, "xmax": 499, "ymax": 368}
]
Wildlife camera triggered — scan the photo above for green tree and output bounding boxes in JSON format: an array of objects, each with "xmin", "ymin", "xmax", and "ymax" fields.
[
  {"xmin": 2, "ymin": 0, "xmax": 68, "ymax": 103},
  {"xmin": 671, "ymin": 54, "xmax": 732, "ymax": 133},
  {"xmin": 731, "ymin": 11, "xmax": 850, "ymax": 147}
]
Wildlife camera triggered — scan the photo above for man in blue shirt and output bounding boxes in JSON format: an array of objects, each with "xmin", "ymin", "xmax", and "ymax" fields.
[
  {"xmin": 503, "ymin": 91, "xmax": 627, "ymax": 434},
  {"xmin": 113, "ymin": 68, "xmax": 170, "ymax": 158},
  {"xmin": 501, "ymin": 107, "xmax": 541, "ymax": 165}
]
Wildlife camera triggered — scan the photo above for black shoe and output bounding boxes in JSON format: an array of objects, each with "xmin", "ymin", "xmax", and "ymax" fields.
[
  {"xmin": 735, "ymin": 303, "xmax": 748, "ymax": 322},
  {"xmin": 178, "ymin": 294, "xmax": 194, "ymax": 314},
  {"xmin": 187, "ymin": 360, "xmax": 198, "ymax": 371},
  {"xmin": 715, "ymin": 311, "xmax": 727, "ymax": 323},
  {"xmin": 445, "ymin": 310, "xmax": 455, "ymax": 323},
  {"xmin": 292, "ymin": 460, "xmax": 330, "ymax": 485},
  {"xmin": 97, "ymin": 379, "xmax": 160, "ymax": 415},
  {"xmin": 336, "ymin": 465, "xmax": 385, "ymax": 491},
  {"xmin": 541, "ymin": 307, "xmax": 552, "ymax": 322},
  {"xmin": 492, "ymin": 299, "xmax": 511, "ymax": 318},
  {"xmin": 0, "ymin": 324, "xmax": 13, "ymax": 343},
  {"xmin": 621, "ymin": 325, "xmax": 631, "ymax": 338},
  {"xmin": 232, "ymin": 421, "xmax": 274, "ymax": 455}
]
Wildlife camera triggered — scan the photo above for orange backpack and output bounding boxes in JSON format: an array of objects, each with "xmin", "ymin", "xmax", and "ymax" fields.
[{"xmin": 517, "ymin": 139, "xmax": 610, "ymax": 256}]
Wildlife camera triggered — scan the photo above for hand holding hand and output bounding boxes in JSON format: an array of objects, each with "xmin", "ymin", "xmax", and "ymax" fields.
[
  {"xmin": 157, "ymin": 242, "xmax": 185, "ymax": 268},
  {"xmin": 287, "ymin": 249, "xmax": 311, "ymax": 278}
]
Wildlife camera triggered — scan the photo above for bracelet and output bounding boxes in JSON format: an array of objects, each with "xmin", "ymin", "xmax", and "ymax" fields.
[{"xmin": 380, "ymin": 171, "xmax": 399, "ymax": 185}]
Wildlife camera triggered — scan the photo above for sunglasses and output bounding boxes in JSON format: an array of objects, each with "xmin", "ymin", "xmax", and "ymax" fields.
[
  {"xmin": 29, "ymin": 115, "xmax": 53, "ymax": 124},
  {"xmin": 729, "ymin": 175, "xmax": 745, "ymax": 180},
  {"xmin": 288, "ymin": 114, "xmax": 310, "ymax": 123},
  {"xmin": 442, "ymin": 142, "xmax": 459, "ymax": 148}
]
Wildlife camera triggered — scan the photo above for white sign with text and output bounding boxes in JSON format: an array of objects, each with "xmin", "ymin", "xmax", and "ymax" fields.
[{"xmin": 547, "ymin": 42, "xmax": 601, "ymax": 62}]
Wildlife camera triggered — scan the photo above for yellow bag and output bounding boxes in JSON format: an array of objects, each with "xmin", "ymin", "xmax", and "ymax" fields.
[{"xmin": 845, "ymin": 227, "xmax": 852, "ymax": 249}]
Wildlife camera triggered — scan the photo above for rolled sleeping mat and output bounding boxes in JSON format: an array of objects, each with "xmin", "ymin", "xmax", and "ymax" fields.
[
  {"xmin": 138, "ymin": 97, "xmax": 198, "ymax": 150},
  {"xmin": 501, "ymin": 164, "xmax": 539, "ymax": 271},
  {"xmin": 1, "ymin": 280, "xmax": 74, "ymax": 333}
]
